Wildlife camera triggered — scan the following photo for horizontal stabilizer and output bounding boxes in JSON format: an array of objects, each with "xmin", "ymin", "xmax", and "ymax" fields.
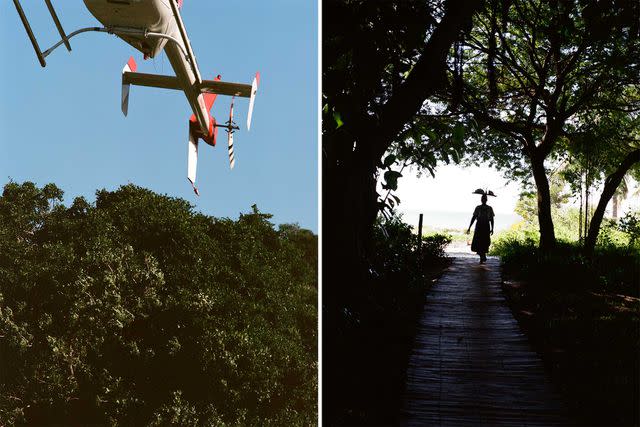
[
  {"xmin": 122, "ymin": 71, "xmax": 181, "ymax": 91},
  {"xmin": 122, "ymin": 72, "xmax": 254, "ymax": 99},
  {"xmin": 204, "ymin": 75, "xmax": 222, "ymax": 112},
  {"xmin": 200, "ymin": 79, "xmax": 252, "ymax": 98}
]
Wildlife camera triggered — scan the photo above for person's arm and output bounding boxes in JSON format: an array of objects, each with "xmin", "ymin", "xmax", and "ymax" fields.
[
  {"xmin": 490, "ymin": 207, "xmax": 495, "ymax": 235},
  {"xmin": 467, "ymin": 208, "xmax": 477, "ymax": 234}
]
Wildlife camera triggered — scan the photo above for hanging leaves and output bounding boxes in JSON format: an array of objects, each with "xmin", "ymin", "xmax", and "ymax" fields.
[{"xmin": 382, "ymin": 170, "xmax": 403, "ymax": 191}]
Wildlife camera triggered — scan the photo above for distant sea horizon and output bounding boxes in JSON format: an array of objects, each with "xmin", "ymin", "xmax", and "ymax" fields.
[{"xmin": 399, "ymin": 209, "xmax": 522, "ymax": 232}]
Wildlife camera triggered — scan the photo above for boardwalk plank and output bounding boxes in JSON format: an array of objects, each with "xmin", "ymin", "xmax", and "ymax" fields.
[{"xmin": 399, "ymin": 257, "xmax": 570, "ymax": 427}]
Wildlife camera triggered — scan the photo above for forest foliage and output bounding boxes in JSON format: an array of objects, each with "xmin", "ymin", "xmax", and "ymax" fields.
[{"xmin": 0, "ymin": 182, "xmax": 317, "ymax": 426}]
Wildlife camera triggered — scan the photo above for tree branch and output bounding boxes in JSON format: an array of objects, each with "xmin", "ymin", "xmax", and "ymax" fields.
[
  {"xmin": 372, "ymin": 0, "xmax": 483, "ymax": 159},
  {"xmin": 585, "ymin": 148, "xmax": 640, "ymax": 254},
  {"xmin": 562, "ymin": 73, "xmax": 609, "ymax": 119}
]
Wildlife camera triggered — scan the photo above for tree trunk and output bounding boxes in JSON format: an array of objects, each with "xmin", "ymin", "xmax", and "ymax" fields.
[
  {"xmin": 585, "ymin": 159, "xmax": 590, "ymax": 239},
  {"xmin": 322, "ymin": 130, "xmax": 382, "ymax": 424},
  {"xmin": 584, "ymin": 152, "xmax": 591, "ymax": 245},
  {"xmin": 322, "ymin": 0, "xmax": 483, "ymax": 304},
  {"xmin": 584, "ymin": 149, "xmax": 640, "ymax": 255},
  {"xmin": 612, "ymin": 195, "xmax": 619, "ymax": 219},
  {"xmin": 322, "ymin": 134, "xmax": 379, "ymax": 310},
  {"xmin": 579, "ymin": 174, "xmax": 583, "ymax": 240},
  {"xmin": 531, "ymin": 156, "xmax": 556, "ymax": 251}
]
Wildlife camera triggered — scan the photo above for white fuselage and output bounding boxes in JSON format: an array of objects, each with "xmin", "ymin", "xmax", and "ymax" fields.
[{"xmin": 83, "ymin": 0, "xmax": 210, "ymax": 134}]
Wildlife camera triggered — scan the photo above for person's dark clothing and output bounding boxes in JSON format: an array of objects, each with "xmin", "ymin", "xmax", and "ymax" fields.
[{"xmin": 471, "ymin": 204, "xmax": 494, "ymax": 255}]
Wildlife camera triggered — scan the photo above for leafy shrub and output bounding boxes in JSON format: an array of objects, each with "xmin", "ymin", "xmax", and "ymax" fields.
[
  {"xmin": 420, "ymin": 234, "xmax": 452, "ymax": 261},
  {"xmin": 491, "ymin": 230, "xmax": 639, "ymax": 296},
  {"xmin": 618, "ymin": 211, "xmax": 640, "ymax": 246},
  {"xmin": 370, "ymin": 215, "xmax": 417, "ymax": 279},
  {"xmin": 369, "ymin": 215, "xmax": 451, "ymax": 290},
  {"xmin": 496, "ymin": 221, "xmax": 640, "ymax": 426},
  {"xmin": 0, "ymin": 182, "xmax": 317, "ymax": 426},
  {"xmin": 598, "ymin": 218, "xmax": 630, "ymax": 248}
]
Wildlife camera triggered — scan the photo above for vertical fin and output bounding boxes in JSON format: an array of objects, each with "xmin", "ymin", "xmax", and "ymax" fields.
[
  {"xmin": 121, "ymin": 57, "xmax": 137, "ymax": 116},
  {"xmin": 246, "ymin": 72, "xmax": 260, "ymax": 131},
  {"xmin": 187, "ymin": 126, "xmax": 199, "ymax": 196},
  {"xmin": 121, "ymin": 81, "xmax": 130, "ymax": 117}
]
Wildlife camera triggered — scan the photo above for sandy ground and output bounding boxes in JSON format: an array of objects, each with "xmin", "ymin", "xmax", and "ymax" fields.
[
  {"xmin": 445, "ymin": 241, "xmax": 499, "ymax": 260},
  {"xmin": 445, "ymin": 240, "xmax": 473, "ymax": 254}
]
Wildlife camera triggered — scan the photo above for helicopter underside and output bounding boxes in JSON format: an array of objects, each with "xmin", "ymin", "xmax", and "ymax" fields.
[{"xmin": 83, "ymin": 0, "xmax": 178, "ymax": 58}]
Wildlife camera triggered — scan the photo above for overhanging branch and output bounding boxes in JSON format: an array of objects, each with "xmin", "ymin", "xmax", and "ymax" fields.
[{"xmin": 372, "ymin": 0, "xmax": 483, "ymax": 159}]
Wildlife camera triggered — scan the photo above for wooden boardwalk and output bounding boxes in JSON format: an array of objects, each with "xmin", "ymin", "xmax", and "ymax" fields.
[{"xmin": 399, "ymin": 257, "xmax": 571, "ymax": 427}]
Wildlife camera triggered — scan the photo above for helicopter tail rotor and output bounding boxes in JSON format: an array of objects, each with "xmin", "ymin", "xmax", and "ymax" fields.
[
  {"xmin": 228, "ymin": 130, "xmax": 235, "ymax": 170},
  {"xmin": 227, "ymin": 96, "xmax": 236, "ymax": 169}
]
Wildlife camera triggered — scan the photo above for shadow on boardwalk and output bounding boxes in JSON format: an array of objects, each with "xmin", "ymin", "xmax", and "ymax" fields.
[{"xmin": 400, "ymin": 257, "xmax": 571, "ymax": 427}]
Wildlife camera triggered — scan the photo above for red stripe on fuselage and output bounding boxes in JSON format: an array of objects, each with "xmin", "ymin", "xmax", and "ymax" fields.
[
  {"xmin": 189, "ymin": 74, "xmax": 220, "ymax": 132},
  {"xmin": 189, "ymin": 75, "xmax": 220, "ymax": 147}
]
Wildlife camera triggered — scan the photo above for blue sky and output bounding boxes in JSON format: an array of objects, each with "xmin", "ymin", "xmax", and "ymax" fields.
[{"xmin": 0, "ymin": 1, "xmax": 318, "ymax": 232}]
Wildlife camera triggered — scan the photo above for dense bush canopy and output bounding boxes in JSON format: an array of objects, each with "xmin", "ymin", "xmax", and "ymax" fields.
[{"xmin": 0, "ymin": 182, "xmax": 317, "ymax": 426}]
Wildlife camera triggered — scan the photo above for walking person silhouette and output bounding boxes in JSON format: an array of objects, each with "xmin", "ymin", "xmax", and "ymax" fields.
[{"xmin": 467, "ymin": 190, "xmax": 495, "ymax": 264}]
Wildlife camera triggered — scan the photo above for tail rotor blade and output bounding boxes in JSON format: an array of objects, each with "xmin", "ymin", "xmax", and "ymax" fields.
[
  {"xmin": 187, "ymin": 127, "xmax": 199, "ymax": 195},
  {"xmin": 228, "ymin": 130, "xmax": 235, "ymax": 170}
]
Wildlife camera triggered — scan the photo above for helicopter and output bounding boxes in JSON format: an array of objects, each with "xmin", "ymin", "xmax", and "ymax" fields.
[{"xmin": 12, "ymin": 0, "xmax": 260, "ymax": 195}]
